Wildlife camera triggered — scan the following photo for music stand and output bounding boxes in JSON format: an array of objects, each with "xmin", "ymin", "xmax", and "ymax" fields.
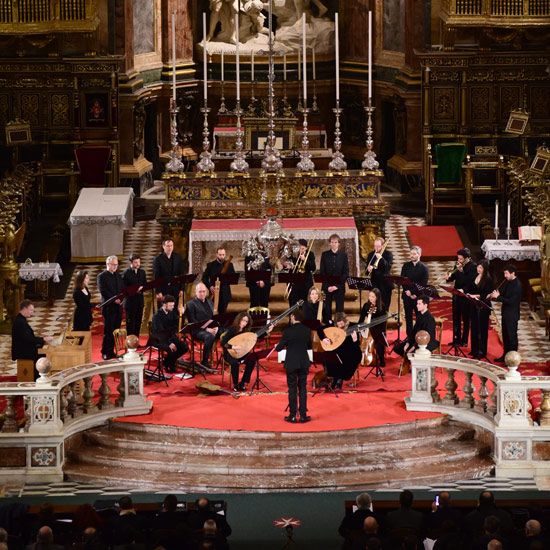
[
  {"xmin": 439, "ymin": 285, "xmax": 467, "ymax": 357},
  {"xmin": 347, "ymin": 277, "xmax": 373, "ymax": 311},
  {"xmin": 178, "ymin": 321, "xmax": 207, "ymax": 378},
  {"xmin": 212, "ymin": 311, "xmax": 238, "ymax": 330},
  {"xmin": 310, "ymin": 351, "xmax": 341, "ymax": 398},
  {"xmin": 143, "ymin": 331, "xmax": 172, "ymax": 386},
  {"xmin": 412, "ymin": 282, "xmax": 440, "ymax": 300},
  {"xmin": 385, "ymin": 275, "xmax": 412, "ymax": 344},
  {"xmin": 245, "ymin": 269, "xmax": 271, "ymax": 284},
  {"xmin": 248, "ymin": 346, "xmax": 275, "ymax": 394},
  {"xmin": 277, "ymin": 272, "xmax": 308, "ymax": 284},
  {"xmin": 141, "ymin": 277, "xmax": 167, "ymax": 313}
]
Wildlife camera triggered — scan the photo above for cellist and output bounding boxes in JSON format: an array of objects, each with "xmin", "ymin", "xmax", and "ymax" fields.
[{"xmin": 358, "ymin": 288, "xmax": 388, "ymax": 368}]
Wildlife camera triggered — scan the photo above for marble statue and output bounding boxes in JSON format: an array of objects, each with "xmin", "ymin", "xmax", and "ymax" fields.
[{"xmin": 207, "ymin": 0, "xmax": 239, "ymax": 44}]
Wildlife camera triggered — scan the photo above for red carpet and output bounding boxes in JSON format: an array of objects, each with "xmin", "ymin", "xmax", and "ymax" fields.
[{"xmin": 407, "ymin": 225, "xmax": 463, "ymax": 260}]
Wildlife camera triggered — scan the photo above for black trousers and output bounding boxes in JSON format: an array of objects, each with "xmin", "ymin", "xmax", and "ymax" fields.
[
  {"xmin": 286, "ymin": 367, "xmax": 309, "ymax": 417},
  {"xmin": 193, "ymin": 329, "xmax": 216, "ymax": 364},
  {"xmin": 125, "ymin": 303, "xmax": 144, "ymax": 337},
  {"xmin": 380, "ymin": 286, "xmax": 393, "ymax": 313},
  {"xmin": 224, "ymin": 353, "xmax": 255, "ymax": 387},
  {"xmin": 325, "ymin": 287, "xmax": 345, "ymax": 318},
  {"xmin": 502, "ymin": 311, "xmax": 519, "ymax": 354},
  {"xmin": 101, "ymin": 305, "xmax": 123, "ymax": 357},
  {"xmin": 470, "ymin": 308, "xmax": 490, "ymax": 357},
  {"xmin": 158, "ymin": 337, "xmax": 189, "ymax": 369},
  {"xmin": 249, "ymin": 284, "xmax": 271, "ymax": 308},
  {"xmin": 452, "ymin": 295, "xmax": 471, "ymax": 344},
  {"xmin": 402, "ymin": 295, "xmax": 418, "ymax": 341}
]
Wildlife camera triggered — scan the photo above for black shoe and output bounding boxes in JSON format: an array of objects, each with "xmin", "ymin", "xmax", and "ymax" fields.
[
  {"xmin": 102, "ymin": 354, "xmax": 112, "ymax": 360},
  {"xmin": 166, "ymin": 365, "xmax": 177, "ymax": 373},
  {"xmin": 460, "ymin": 341, "xmax": 469, "ymax": 347},
  {"xmin": 494, "ymin": 355, "xmax": 505, "ymax": 363},
  {"xmin": 468, "ymin": 352, "xmax": 477, "ymax": 358},
  {"xmin": 300, "ymin": 415, "xmax": 311, "ymax": 423},
  {"xmin": 284, "ymin": 415, "xmax": 297, "ymax": 423},
  {"xmin": 238, "ymin": 382, "xmax": 246, "ymax": 391},
  {"xmin": 233, "ymin": 386, "xmax": 239, "ymax": 392},
  {"xmin": 447, "ymin": 340, "xmax": 457, "ymax": 346}
]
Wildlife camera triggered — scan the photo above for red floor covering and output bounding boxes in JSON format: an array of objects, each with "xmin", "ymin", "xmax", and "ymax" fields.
[{"xmin": 407, "ymin": 225, "xmax": 463, "ymax": 260}]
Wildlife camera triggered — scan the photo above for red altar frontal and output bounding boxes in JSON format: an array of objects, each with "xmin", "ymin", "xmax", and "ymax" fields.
[{"xmin": 189, "ymin": 217, "xmax": 360, "ymax": 274}]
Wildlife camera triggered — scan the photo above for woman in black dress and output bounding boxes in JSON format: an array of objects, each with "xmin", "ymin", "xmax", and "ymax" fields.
[
  {"xmin": 358, "ymin": 288, "xmax": 388, "ymax": 367},
  {"xmin": 302, "ymin": 286, "xmax": 328, "ymax": 322},
  {"xmin": 73, "ymin": 270, "xmax": 93, "ymax": 331},
  {"xmin": 467, "ymin": 259, "xmax": 494, "ymax": 359},
  {"xmin": 221, "ymin": 311, "xmax": 256, "ymax": 392}
]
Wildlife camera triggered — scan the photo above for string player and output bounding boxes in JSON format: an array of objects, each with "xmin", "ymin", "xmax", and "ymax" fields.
[{"xmin": 201, "ymin": 247, "xmax": 235, "ymax": 314}]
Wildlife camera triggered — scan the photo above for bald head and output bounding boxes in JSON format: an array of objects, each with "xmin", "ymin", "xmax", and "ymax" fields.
[
  {"xmin": 439, "ymin": 491, "xmax": 451, "ymax": 507},
  {"xmin": 37, "ymin": 526, "xmax": 53, "ymax": 544},
  {"xmin": 487, "ymin": 540, "xmax": 502, "ymax": 550},
  {"xmin": 195, "ymin": 282, "xmax": 208, "ymax": 301},
  {"xmin": 363, "ymin": 516, "xmax": 378, "ymax": 534},
  {"xmin": 525, "ymin": 519, "xmax": 541, "ymax": 536}
]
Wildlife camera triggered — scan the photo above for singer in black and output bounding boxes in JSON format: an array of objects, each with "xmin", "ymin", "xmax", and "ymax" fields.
[
  {"xmin": 489, "ymin": 264, "xmax": 523, "ymax": 362},
  {"xmin": 358, "ymin": 288, "xmax": 388, "ymax": 367},
  {"xmin": 245, "ymin": 254, "xmax": 272, "ymax": 308},
  {"xmin": 153, "ymin": 239, "xmax": 185, "ymax": 305},
  {"xmin": 72, "ymin": 270, "xmax": 93, "ymax": 332},
  {"xmin": 151, "ymin": 295, "xmax": 189, "ymax": 373},
  {"xmin": 122, "ymin": 253, "xmax": 147, "ymax": 337},
  {"xmin": 320, "ymin": 234, "xmax": 349, "ymax": 317},
  {"xmin": 394, "ymin": 295, "xmax": 439, "ymax": 356},
  {"xmin": 446, "ymin": 247, "xmax": 477, "ymax": 347},
  {"xmin": 286, "ymin": 239, "xmax": 316, "ymax": 307},
  {"xmin": 400, "ymin": 246, "xmax": 429, "ymax": 340},
  {"xmin": 365, "ymin": 237, "xmax": 394, "ymax": 310},
  {"xmin": 202, "ymin": 248, "xmax": 235, "ymax": 314},
  {"xmin": 97, "ymin": 255, "xmax": 123, "ymax": 360},
  {"xmin": 275, "ymin": 307, "xmax": 312, "ymax": 423},
  {"xmin": 467, "ymin": 260, "xmax": 494, "ymax": 359},
  {"xmin": 221, "ymin": 312, "xmax": 256, "ymax": 392}
]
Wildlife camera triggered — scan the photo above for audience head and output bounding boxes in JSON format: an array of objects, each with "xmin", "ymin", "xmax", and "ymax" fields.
[
  {"xmin": 402, "ymin": 534, "xmax": 418, "ymax": 550},
  {"xmin": 483, "ymin": 515, "xmax": 500, "ymax": 535},
  {"xmin": 82, "ymin": 527, "xmax": 98, "ymax": 542},
  {"xmin": 525, "ymin": 519, "xmax": 541, "ymax": 536},
  {"xmin": 202, "ymin": 519, "xmax": 217, "ymax": 536},
  {"xmin": 0, "ymin": 529, "xmax": 7, "ymax": 543},
  {"xmin": 162, "ymin": 494, "xmax": 178, "ymax": 513},
  {"xmin": 37, "ymin": 526, "xmax": 54, "ymax": 545},
  {"xmin": 356, "ymin": 492, "xmax": 372, "ymax": 510},
  {"xmin": 479, "ymin": 491, "xmax": 495, "ymax": 507},
  {"xmin": 399, "ymin": 489, "xmax": 414, "ymax": 509},
  {"xmin": 0, "ymin": 542, "xmax": 7, "ymax": 550},
  {"xmin": 38, "ymin": 502, "xmax": 56, "ymax": 522},
  {"xmin": 364, "ymin": 516, "xmax": 378, "ymax": 534},
  {"xmin": 118, "ymin": 496, "xmax": 134, "ymax": 511},
  {"xmin": 439, "ymin": 491, "xmax": 451, "ymax": 508},
  {"xmin": 487, "ymin": 540, "xmax": 502, "ymax": 550},
  {"xmin": 197, "ymin": 497, "xmax": 210, "ymax": 511},
  {"xmin": 73, "ymin": 503, "xmax": 102, "ymax": 535}
]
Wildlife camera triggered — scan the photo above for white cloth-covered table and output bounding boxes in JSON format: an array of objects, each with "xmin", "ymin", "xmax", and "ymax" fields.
[
  {"xmin": 68, "ymin": 187, "xmax": 134, "ymax": 261},
  {"xmin": 481, "ymin": 239, "xmax": 540, "ymax": 262},
  {"xmin": 19, "ymin": 263, "xmax": 63, "ymax": 283}
]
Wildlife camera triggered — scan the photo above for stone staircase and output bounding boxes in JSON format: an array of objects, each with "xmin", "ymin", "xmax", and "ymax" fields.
[{"xmin": 64, "ymin": 417, "xmax": 494, "ymax": 492}]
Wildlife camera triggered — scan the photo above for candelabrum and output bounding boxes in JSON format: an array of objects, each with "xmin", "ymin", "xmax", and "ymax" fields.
[
  {"xmin": 493, "ymin": 227, "xmax": 500, "ymax": 245},
  {"xmin": 196, "ymin": 104, "xmax": 215, "ymax": 175},
  {"xmin": 297, "ymin": 89, "xmax": 303, "ymax": 113},
  {"xmin": 328, "ymin": 101, "xmax": 347, "ymax": 174},
  {"xmin": 296, "ymin": 107, "xmax": 316, "ymax": 174},
  {"xmin": 247, "ymin": 80, "xmax": 257, "ymax": 115},
  {"xmin": 361, "ymin": 98, "xmax": 379, "ymax": 171},
  {"xmin": 165, "ymin": 102, "xmax": 185, "ymax": 173},
  {"xmin": 505, "ymin": 227, "xmax": 513, "ymax": 245},
  {"xmin": 229, "ymin": 103, "xmax": 249, "ymax": 175},
  {"xmin": 312, "ymin": 81, "xmax": 319, "ymax": 112},
  {"xmin": 218, "ymin": 80, "xmax": 227, "ymax": 114}
]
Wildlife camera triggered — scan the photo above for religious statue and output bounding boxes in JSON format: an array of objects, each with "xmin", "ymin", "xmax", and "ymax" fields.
[
  {"xmin": 293, "ymin": 0, "xmax": 328, "ymax": 20},
  {"xmin": 206, "ymin": 0, "xmax": 239, "ymax": 44}
]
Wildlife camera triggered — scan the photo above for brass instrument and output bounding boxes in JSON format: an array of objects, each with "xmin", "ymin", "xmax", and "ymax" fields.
[
  {"xmin": 365, "ymin": 237, "xmax": 391, "ymax": 279},
  {"xmin": 283, "ymin": 236, "xmax": 315, "ymax": 300}
]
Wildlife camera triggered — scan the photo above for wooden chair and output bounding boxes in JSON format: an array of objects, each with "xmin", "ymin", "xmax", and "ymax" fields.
[
  {"xmin": 143, "ymin": 322, "xmax": 169, "ymax": 386},
  {"xmin": 113, "ymin": 328, "xmax": 128, "ymax": 357},
  {"xmin": 434, "ymin": 317, "xmax": 444, "ymax": 354},
  {"xmin": 247, "ymin": 306, "xmax": 270, "ymax": 348}
]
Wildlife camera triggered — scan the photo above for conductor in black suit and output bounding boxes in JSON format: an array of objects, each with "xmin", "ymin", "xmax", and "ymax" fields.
[
  {"xmin": 201, "ymin": 247, "xmax": 235, "ymax": 314},
  {"xmin": 12, "ymin": 300, "xmax": 53, "ymax": 379},
  {"xmin": 365, "ymin": 236, "xmax": 394, "ymax": 309},
  {"xmin": 489, "ymin": 264, "xmax": 523, "ymax": 362},
  {"xmin": 400, "ymin": 245, "xmax": 429, "ymax": 341},
  {"xmin": 153, "ymin": 239, "xmax": 185, "ymax": 305},
  {"xmin": 122, "ymin": 253, "xmax": 147, "ymax": 337},
  {"xmin": 276, "ymin": 308, "xmax": 312, "ymax": 424},
  {"xmin": 320, "ymin": 234, "xmax": 349, "ymax": 317},
  {"xmin": 97, "ymin": 255, "xmax": 123, "ymax": 360}
]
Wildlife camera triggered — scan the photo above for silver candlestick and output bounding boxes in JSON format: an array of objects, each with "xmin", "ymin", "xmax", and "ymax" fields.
[
  {"xmin": 312, "ymin": 80, "xmax": 319, "ymax": 112},
  {"xmin": 361, "ymin": 98, "xmax": 379, "ymax": 172},
  {"xmin": 196, "ymin": 104, "xmax": 215, "ymax": 175},
  {"xmin": 328, "ymin": 103, "xmax": 347, "ymax": 174},
  {"xmin": 218, "ymin": 80, "xmax": 227, "ymax": 114},
  {"xmin": 165, "ymin": 102, "xmax": 185, "ymax": 173},
  {"xmin": 505, "ymin": 227, "xmax": 512, "ymax": 245},
  {"xmin": 229, "ymin": 103, "xmax": 249, "ymax": 175},
  {"xmin": 493, "ymin": 227, "xmax": 500, "ymax": 245},
  {"xmin": 296, "ymin": 107, "xmax": 316, "ymax": 174}
]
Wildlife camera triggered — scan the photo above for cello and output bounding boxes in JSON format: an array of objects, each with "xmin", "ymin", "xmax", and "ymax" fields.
[{"xmin": 361, "ymin": 304, "xmax": 376, "ymax": 367}]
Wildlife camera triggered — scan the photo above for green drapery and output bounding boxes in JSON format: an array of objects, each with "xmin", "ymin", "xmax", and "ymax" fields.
[{"xmin": 434, "ymin": 143, "xmax": 466, "ymax": 184}]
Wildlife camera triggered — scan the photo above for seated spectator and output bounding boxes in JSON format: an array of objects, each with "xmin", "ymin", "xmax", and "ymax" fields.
[
  {"xmin": 71, "ymin": 504, "xmax": 104, "ymax": 542},
  {"xmin": 104, "ymin": 496, "xmax": 146, "ymax": 548},
  {"xmin": 433, "ymin": 519, "xmax": 466, "ymax": 550},
  {"xmin": 517, "ymin": 519, "xmax": 547, "ymax": 550},
  {"xmin": 385, "ymin": 490, "xmax": 423, "ymax": 549},
  {"xmin": 25, "ymin": 526, "xmax": 64, "ymax": 550},
  {"xmin": 150, "ymin": 495, "xmax": 190, "ymax": 550},
  {"xmin": 29, "ymin": 503, "xmax": 69, "ymax": 546},
  {"xmin": 187, "ymin": 498, "xmax": 231, "ymax": 543},
  {"xmin": 464, "ymin": 492, "xmax": 513, "ymax": 540},
  {"xmin": 71, "ymin": 527, "xmax": 106, "ymax": 550},
  {"xmin": 487, "ymin": 540, "xmax": 502, "ymax": 550},
  {"xmin": 351, "ymin": 517, "xmax": 383, "ymax": 550},
  {"xmin": 471, "ymin": 515, "xmax": 507, "ymax": 550},
  {"xmin": 426, "ymin": 492, "xmax": 463, "ymax": 540},
  {"xmin": 338, "ymin": 492, "xmax": 375, "ymax": 549},
  {"xmin": 0, "ymin": 529, "xmax": 7, "ymax": 544},
  {"xmin": 402, "ymin": 535, "xmax": 419, "ymax": 549},
  {"xmin": 0, "ymin": 542, "xmax": 7, "ymax": 550},
  {"xmin": 196, "ymin": 519, "xmax": 229, "ymax": 550}
]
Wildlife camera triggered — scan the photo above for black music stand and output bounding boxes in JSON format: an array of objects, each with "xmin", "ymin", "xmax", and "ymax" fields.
[
  {"xmin": 310, "ymin": 351, "xmax": 341, "ymax": 398},
  {"xmin": 385, "ymin": 275, "xmax": 412, "ymax": 344},
  {"xmin": 245, "ymin": 269, "xmax": 272, "ymax": 284},
  {"xmin": 278, "ymin": 272, "xmax": 308, "ymax": 303},
  {"xmin": 143, "ymin": 330, "xmax": 172, "ymax": 386},
  {"xmin": 346, "ymin": 277, "xmax": 373, "ymax": 311},
  {"xmin": 178, "ymin": 321, "xmax": 207, "ymax": 378},
  {"xmin": 248, "ymin": 346, "xmax": 275, "ymax": 394},
  {"xmin": 412, "ymin": 282, "xmax": 441, "ymax": 300},
  {"xmin": 439, "ymin": 285, "xmax": 467, "ymax": 357},
  {"xmin": 212, "ymin": 311, "xmax": 238, "ymax": 330},
  {"xmin": 140, "ymin": 277, "xmax": 167, "ymax": 313}
]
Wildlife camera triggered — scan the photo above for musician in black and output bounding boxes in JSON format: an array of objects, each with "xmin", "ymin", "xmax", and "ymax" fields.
[
  {"xmin": 394, "ymin": 295, "xmax": 439, "ymax": 356},
  {"xmin": 245, "ymin": 254, "xmax": 272, "ymax": 308},
  {"xmin": 467, "ymin": 260, "xmax": 493, "ymax": 360},
  {"xmin": 202, "ymin": 247, "xmax": 235, "ymax": 314},
  {"xmin": 320, "ymin": 234, "xmax": 349, "ymax": 317},
  {"xmin": 400, "ymin": 245, "xmax": 429, "ymax": 341},
  {"xmin": 72, "ymin": 270, "xmax": 93, "ymax": 332},
  {"xmin": 186, "ymin": 282, "xmax": 219, "ymax": 373},
  {"xmin": 319, "ymin": 312, "xmax": 362, "ymax": 390},
  {"xmin": 489, "ymin": 264, "xmax": 523, "ymax": 363},
  {"xmin": 122, "ymin": 253, "xmax": 147, "ymax": 337},
  {"xmin": 286, "ymin": 239, "xmax": 316, "ymax": 307},
  {"xmin": 97, "ymin": 255, "xmax": 123, "ymax": 360},
  {"xmin": 276, "ymin": 307, "xmax": 312, "ymax": 423},
  {"xmin": 302, "ymin": 286, "xmax": 328, "ymax": 323},
  {"xmin": 221, "ymin": 311, "xmax": 256, "ymax": 392},
  {"xmin": 365, "ymin": 237, "xmax": 394, "ymax": 310},
  {"xmin": 151, "ymin": 295, "xmax": 189, "ymax": 373},
  {"xmin": 446, "ymin": 247, "xmax": 477, "ymax": 347},
  {"xmin": 153, "ymin": 239, "xmax": 185, "ymax": 305},
  {"xmin": 358, "ymin": 288, "xmax": 388, "ymax": 367}
]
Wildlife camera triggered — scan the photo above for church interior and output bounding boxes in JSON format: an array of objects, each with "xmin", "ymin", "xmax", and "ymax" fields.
[{"xmin": 1, "ymin": 0, "xmax": 550, "ymax": 548}]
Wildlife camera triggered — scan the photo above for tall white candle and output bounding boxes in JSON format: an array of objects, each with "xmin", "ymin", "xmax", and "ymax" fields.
[
  {"xmin": 202, "ymin": 12, "xmax": 207, "ymax": 101},
  {"xmin": 283, "ymin": 54, "xmax": 287, "ymax": 81},
  {"xmin": 221, "ymin": 51, "xmax": 224, "ymax": 82},
  {"xmin": 302, "ymin": 13, "xmax": 307, "ymax": 102},
  {"xmin": 335, "ymin": 13, "xmax": 340, "ymax": 101},
  {"xmin": 495, "ymin": 200, "xmax": 499, "ymax": 229},
  {"xmin": 251, "ymin": 51, "xmax": 254, "ymax": 81},
  {"xmin": 235, "ymin": 14, "xmax": 240, "ymax": 101},
  {"xmin": 312, "ymin": 48, "xmax": 316, "ymax": 80},
  {"xmin": 507, "ymin": 200, "xmax": 511, "ymax": 230},
  {"xmin": 298, "ymin": 49, "xmax": 301, "ymax": 81},
  {"xmin": 368, "ymin": 11, "xmax": 372, "ymax": 99},
  {"xmin": 171, "ymin": 12, "xmax": 176, "ymax": 102}
]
